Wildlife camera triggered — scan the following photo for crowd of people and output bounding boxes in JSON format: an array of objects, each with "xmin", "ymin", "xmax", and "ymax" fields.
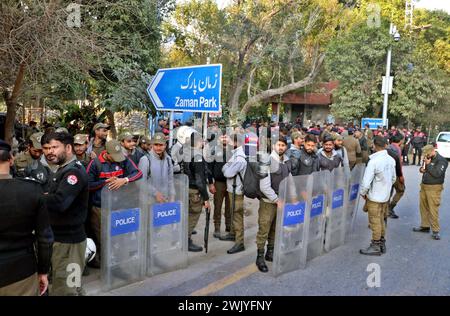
[{"xmin": 0, "ymin": 117, "xmax": 447, "ymax": 295}]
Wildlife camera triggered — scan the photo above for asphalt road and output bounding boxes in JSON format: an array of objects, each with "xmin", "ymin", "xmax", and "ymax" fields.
[{"xmin": 84, "ymin": 164, "xmax": 450, "ymax": 296}]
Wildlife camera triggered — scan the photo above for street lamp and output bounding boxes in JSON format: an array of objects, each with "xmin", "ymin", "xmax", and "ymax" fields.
[{"xmin": 381, "ymin": 23, "xmax": 400, "ymax": 128}]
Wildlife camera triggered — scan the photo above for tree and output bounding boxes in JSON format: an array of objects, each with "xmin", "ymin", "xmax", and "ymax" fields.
[
  {"xmin": 325, "ymin": 7, "xmax": 450, "ymax": 127},
  {"xmin": 164, "ymin": 0, "xmax": 348, "ymax": 122}
]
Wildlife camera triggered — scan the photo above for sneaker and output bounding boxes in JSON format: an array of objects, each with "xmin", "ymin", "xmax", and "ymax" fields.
[
  {"xmin": 412, "ymin": 226, "xmax": 430, "ymax": 233},
  {"xmin": 213, "ymin": 230, "xmax": 221, "ymax": 238},
  {"xmin": 192, "ymin": 230, "xmax": 197, "ymax": 235},
  {"xmin": 432, "ymin": 232, "xmax": 441, "ymax": 240}
]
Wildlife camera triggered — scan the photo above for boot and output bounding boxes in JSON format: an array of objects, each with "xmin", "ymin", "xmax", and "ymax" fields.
[
  {"xmin": 413, "ymin": 226, "xmax": 430, "ymax": 233},
  {"xmin": 188, "ymin": 238, "xmax": 203, "ymax": 252},
  {"xmin": 432, "ymin": 232, "xmax": 441, "ymax": 240},
  {"xmin": 359, "ymin": 240, "xmax": 382, "ymax": 256},
  {"xmin": 265, "ymin": 246, "xmax": 274, "ymax": 262},
  {"xmin": 380, "ymin": 237, "xmax": 386, "ymax": 254},
  {"xmin": 388, "ymin": 205, "xmax": 399, "ymax": 219},
  {"xmin": 213, "ymin": 227, "xmax": 221, "ymax": 238},
  {"xmin": 219, "ymin": 233, "xmax": 235, "ymax": 241},
  {"xmin": 256, "ymin": 249, "xmax": 268, "ymax": 273},
  {"xmin": 227, "ymin": 243, "xmax": 245, "ymax": 254}
]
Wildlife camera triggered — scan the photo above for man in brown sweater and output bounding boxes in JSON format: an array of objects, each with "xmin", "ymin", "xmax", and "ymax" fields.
[{"xmin": 343, "ymin": 128, "xmax": 361, "ymax": 170}]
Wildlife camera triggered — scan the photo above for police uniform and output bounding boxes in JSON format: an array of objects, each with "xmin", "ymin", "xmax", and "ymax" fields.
[
  {"xmin": 14, "ymin": 132, "xmax": 44, "ymax": 177},
  {"xmin": 45, "ymin": 157, "xmax": 89, "ymax": 296},
  {"xmin": 415, "ymin": 145, "xmax": 448, "ymax": 238},
  {"xmin": 0, "ymin": 141, "xmax": 53, "ymax": 296},
  {"xmin": 74, "ymin": 134, "xmax": 90, "ymax": 169}
]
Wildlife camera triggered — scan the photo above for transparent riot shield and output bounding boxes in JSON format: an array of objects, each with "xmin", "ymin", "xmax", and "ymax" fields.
[
  {"xmin": 345, "ymin": 164, "xmax": 366, "ymax": 241},
  {"xmin": 273, "ymin": 174, "xmax": 313, "ymax": 277},
  {"xmin": 324, "ymin": 167, "xmax": 349, "ymax": 252},
  {"xmin": 306, "ymin": 170, "xmax": 331, "ymax": 262},
  {"xmin": 101, "ymin": 181, "xmax": 146, "ymax": 292},
  {"xmin": 147, "ymin": 174, "xmax": 189, "ymax": 276}
]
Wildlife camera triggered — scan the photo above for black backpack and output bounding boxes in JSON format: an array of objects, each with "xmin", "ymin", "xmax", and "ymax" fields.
[{"xmin": 237, "ymin": 154, "xmax": 270, "ymax": 199}]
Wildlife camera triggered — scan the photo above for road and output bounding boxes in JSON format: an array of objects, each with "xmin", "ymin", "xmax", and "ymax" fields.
[{"xmin": 84, "ymin": 164, "xmax": 450, "ymax": 296}]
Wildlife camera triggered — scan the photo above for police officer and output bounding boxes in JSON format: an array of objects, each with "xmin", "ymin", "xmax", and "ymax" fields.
[
  {"xmin": 413, "ymin": 145, "xmax": 448, "ymax": 240},
  {"xmin": 74, "ymin": 134, "xmax": 90, "ymax": 169},
  {"xmin": 0, "ymin": 140, "xmax": 53, "ymax": 296},
  {"xmin": 87, "ymin": 123, "xmax": 109, "ymax": 159},
  {"xmin": 256, "ymin": 136, "xmax": 292, "ymax": 273},
  {"xmin": 15, "ymin": 132, "xmax": 51, "ymax": 190},
  {"xmin": 184, "ymin": 132, "xmax": 211, "ymax": 252},
  {"xmin": 41, "ymin": 132, "xmax": 89, "ymax": 295},
  {"xmin": 120, "ymin": 132, "xmax": 144, "ymax": 165},
  {"xmin": 137, "ymin": 135, "xmax": 152, "ymax": 156},
  {"xmin": 359, "ymin": 136, "xmax": 396, "ymax": 256},
  {"xmin": 86, "ymin": 139, "xmax": 142, "ymax": 267}
]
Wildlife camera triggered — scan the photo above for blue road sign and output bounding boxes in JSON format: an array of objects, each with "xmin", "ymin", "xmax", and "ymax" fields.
[
  {"xmin": 361, "ymin": 118, "xmax": 389, "ymax": 130},
  {"xmin": 147, "ymin": 64, "xmax": 222, "ymax": 113}
]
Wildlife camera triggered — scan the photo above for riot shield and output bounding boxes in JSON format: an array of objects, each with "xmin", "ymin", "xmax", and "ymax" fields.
[
  {"xmin": 324, "ymin": 167, "xmax": 349, "ymax": 252},
  {"xmin": 147, "ymin": 174, "xmax": 189, "ymax": 276},
  {"xmin": 273, "ymin": 174, "xmax": 312, "ymax": 277},
  {"xmin": 345, "ymin": 164, "xmax": 366, "ymax": 241},
  {"xmin": 306, "ymin": 170, "xmax": 331, "ymax": 262},
  {"xmin": 101, "ymin": 181, "xmax": 146, "ymax": 291}
]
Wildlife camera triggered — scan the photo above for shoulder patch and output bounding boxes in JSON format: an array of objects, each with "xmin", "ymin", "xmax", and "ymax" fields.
[{"xmin": 67, "ymin": 175, "xmax": 78, "ymax": 185}]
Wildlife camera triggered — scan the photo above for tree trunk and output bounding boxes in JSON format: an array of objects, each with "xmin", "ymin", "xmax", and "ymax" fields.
[
  {"xmin": 241, "ymin": 53, "xmax": 325, "ymax": 114},
  {"xmin": 3, "ymin": 62, "xmax": 26, "ymax": 145},
  {"xmin": 105, "ymin": 109, "xmax": 117, "ymax": 139}
]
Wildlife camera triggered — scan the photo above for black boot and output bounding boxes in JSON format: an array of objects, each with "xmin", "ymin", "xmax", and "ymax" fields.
[
  {"xmin": 359, "ymin": 240, "xmax": 382, "ymax": 256},
  {"xmin": 256, "ymin": 249, "xmax": 268, "ymax": 273},
  {"xmin": 413, "ymin": 226, "xmax": 430, "ymax": 233},
  {"xmin": 388, "ymin": 205, "xmax": 399, "ymax": 219},
  {"xmin": 227, "ymin": 243, "xmax": 245, "ymax": 254},
  {"xmin": 380, "ymin": 237, "xmax": 386, "ymax": 254},
  {"xmin": 265, "ymin": 246, "xmax": 274, "ymax": 262},
  {"xmin": 188, "ymin": 238, "xmax": 203, "ymax": 252},
  {"xmin": 219, "ymin": 233, "xmax": 235, "ymax": 241}
]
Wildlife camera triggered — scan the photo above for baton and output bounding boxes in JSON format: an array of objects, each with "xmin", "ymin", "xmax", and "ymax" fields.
[{"xmin": 204, "ymin": 207, "xmax": 211, "ymax": 253}]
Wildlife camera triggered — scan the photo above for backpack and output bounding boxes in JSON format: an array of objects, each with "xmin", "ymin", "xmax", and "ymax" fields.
[{"xmin": 237, "ymin": 154, "xmax": 270, "ymax": 199}]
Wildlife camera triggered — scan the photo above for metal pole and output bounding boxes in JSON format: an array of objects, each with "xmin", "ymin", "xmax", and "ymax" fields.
[
  {"xmin": 169, "ymin": 111, "xmax": 174, "ymax": 148},
  {"xmin": 382, "ymin": 47, "xmax": 392, "ymax": 128},
  {"xmin": 203, "ymin": 57, "xmax": 211, "ymax": 140}
]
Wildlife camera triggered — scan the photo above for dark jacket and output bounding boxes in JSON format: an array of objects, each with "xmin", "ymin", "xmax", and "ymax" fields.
[
  {"xmin": 184, "ymin": 153, "xmax": 212, "ymax": 201},
  {"xmin": 45, "ymin": 158, "xmax": 89, "ymax": 243},
  {"xmin": 387, "ymin": 145, "xmax": 403, "ymax": 177},
  {"xmin": 87, "ymin": 151, "xmax": 143, "ymax": 207},
  {"xmin": 0, "ymin": 176, "xmax": 53, "ymax": 287},
  {"xmin": 318, "ymin": 149, "xmax": 343, "ymax": 172},
  {"xmin": 411, "ymin": 132, "xmax": 426, "ymax": 148},
  {"xmin": 290, "ymin": 148, "xmax": 320, "ymax": 176},
  {"xmin": 422, "ymin": 153, "xmax": 448, "ymax": 185}
]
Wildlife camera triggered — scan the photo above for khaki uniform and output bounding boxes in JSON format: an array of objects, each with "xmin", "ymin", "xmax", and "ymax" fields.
[
  {"xmin": 188, "ymin": 189, "xmax": 203, "ymax": 237},
  {"xmin": 213, "ymin": 181, "xmax": 231, "ymax": 231},
  {"xmin": 365, "ymin": 199, "xmax": 389, "ymax": 241},
  {"xmin": 0, "ymin": 273, "xmax": 39, "ymax": 296},
  {"xmin": 90, "ymin": 206, "xmax": 102, "ymax": 260},
  {"xmin": 256, "ymin": 200, "xmax": 277, "ymax": 250},
  {"xmin": 419, "ymin": 184, "xmax": 443, "ymax": 232},
  {"xmin": 230, "ymin": 193, "xmax": 244, "ymax": 244},
  {"xmin": 342, "ymin": 136, "xmax": 361, "ymax": 170},
  {"xmin": 51, "ymin": 240, "xmax": 86, "ymax": 296},
  {"xmin": 390, "ymin": 178, "xmax": 405, "ymax": 209}
]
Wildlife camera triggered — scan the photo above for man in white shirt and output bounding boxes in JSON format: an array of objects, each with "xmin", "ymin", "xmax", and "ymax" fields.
[{"xmin": 359, "ymin": 136, "xmax": 396, "ymax": 256}]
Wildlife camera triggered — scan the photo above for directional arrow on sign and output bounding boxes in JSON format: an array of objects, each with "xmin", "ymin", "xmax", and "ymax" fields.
[{"xmin": 146, "ymin": 64, "xmax": 222, "ymax": 113}]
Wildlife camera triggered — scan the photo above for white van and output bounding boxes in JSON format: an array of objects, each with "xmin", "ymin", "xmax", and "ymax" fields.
[{"xmin": 435, "ymin": 132, "xmax": 450, "ymax": 159}]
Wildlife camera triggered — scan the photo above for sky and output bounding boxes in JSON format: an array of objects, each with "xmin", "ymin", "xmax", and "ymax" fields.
[{"xmin": 179, "ymin": 0, "xmax": 450, "ymax": 13}]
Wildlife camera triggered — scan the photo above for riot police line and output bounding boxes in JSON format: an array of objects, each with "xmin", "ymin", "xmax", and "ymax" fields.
[{"xmin": 99, "ymin": 164, "xmax": 365, "ymax": 291}]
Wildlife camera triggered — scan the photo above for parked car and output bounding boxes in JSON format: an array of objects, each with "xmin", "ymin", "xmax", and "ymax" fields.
[{"xmin": 435, "ymin": 131, "xmax": 450, "ymax": 159}]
